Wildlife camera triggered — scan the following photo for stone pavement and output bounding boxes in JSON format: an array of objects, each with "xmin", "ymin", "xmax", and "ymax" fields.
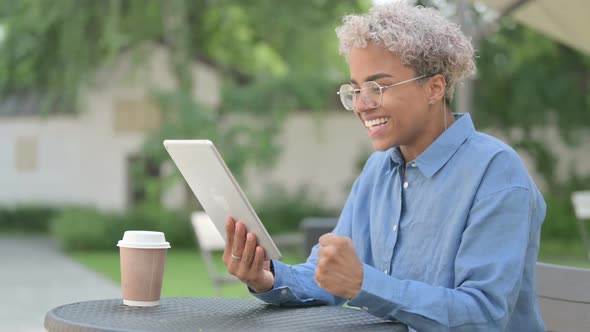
[{"xmin": 0, "ymin": 235, "xmax": 120, "ymax": 332}]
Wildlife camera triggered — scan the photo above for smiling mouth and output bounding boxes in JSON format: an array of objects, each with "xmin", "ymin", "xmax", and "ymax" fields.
[{"xmin": 364, "ymin": 117, "xmax": 390, "ymax": 130}]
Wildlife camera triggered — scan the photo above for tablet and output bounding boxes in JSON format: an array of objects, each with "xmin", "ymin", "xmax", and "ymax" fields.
[{"xmin": 163, "ymin": 139, "xmax": 282, "ymax": 260}]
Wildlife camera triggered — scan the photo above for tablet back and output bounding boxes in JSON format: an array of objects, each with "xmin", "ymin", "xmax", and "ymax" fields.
[{"xmin": 163, "ymin": 140, "xmax": 281, "ymax": 260}]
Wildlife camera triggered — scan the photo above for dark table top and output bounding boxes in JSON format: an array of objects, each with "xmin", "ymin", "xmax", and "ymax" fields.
[{"xmin": 44, "ymin": 297, "xmax": 407, "ymax": 332}]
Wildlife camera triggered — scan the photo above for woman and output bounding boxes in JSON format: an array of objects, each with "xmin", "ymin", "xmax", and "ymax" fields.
[{"xmin": 224, "ymin": 3, "xmax": 545, "ymax": 331}]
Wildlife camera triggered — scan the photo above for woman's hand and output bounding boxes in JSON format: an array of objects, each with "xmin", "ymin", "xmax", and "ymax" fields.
[
  {"xmin": 223, "ymin": 217, "xmax": 274, "ymax": 293},
  {"xmin": 315, "ymin": 233, "xmax": 363, "ymax": 299}
]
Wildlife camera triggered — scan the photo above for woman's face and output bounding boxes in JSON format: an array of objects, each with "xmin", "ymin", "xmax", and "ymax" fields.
[{"xmin": 348, "ymin": 42, "xmax": 434, "ymax": 152}]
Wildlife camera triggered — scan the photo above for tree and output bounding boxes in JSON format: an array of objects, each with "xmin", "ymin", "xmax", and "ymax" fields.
[
  {"xmin": 0, "ymin": 0, "xmax": 368, "ymax": 206},
  {"xmin": 418, "ymin": 0, "xmax": 590, "ymax": 191},
  {"xmin": 474, "ymin": 17, "xmax": 590, "ymax": 191},
  {"xmin": 0, "ymin": 0, "xmax": 366, "ymax": 109}
]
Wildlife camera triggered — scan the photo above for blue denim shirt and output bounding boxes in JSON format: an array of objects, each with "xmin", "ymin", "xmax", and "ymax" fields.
[{"xmin": 253, "ymin": 114, "xmax": 546, "ymax": 331}]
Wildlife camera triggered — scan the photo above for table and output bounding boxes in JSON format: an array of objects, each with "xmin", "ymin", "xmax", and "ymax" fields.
[{"xmin": 45, "ymin": 297, "xmax": 407, "ymax": 332}]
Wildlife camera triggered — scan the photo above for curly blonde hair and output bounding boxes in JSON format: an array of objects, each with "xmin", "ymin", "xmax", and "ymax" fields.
[{"xmin": 336, "ymin": 2, "xmax": 476, "ymax": 102}]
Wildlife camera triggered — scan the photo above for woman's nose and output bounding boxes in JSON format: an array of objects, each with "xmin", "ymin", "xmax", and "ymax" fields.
[{"xmin": 354, "ymin": 95, "xmax": 375, "ymax": 113}]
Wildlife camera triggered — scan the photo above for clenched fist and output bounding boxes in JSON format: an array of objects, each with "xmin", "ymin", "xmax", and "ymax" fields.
[{"xmin": 315, "ymin": 233, "xmax": 363, "ymax": 299}]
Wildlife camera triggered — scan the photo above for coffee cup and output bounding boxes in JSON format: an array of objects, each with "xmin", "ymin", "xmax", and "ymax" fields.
[{"xmin": 117, "ymin": 231, "xmax": 170, "ymax": 307}]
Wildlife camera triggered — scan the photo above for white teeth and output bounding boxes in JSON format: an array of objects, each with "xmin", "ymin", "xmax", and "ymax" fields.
[{"xmin": 364, "ymin": 117, "xmax": 389, "ymax": 127}]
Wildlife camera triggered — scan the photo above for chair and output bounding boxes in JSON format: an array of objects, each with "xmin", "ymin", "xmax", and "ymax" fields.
[
  {"xmin": 301, "ymin": 217, "xmax": 339, "ymax": 256},
  {"xmin": 571, "ymin": 191, "xmax": 590, "ymax": 260},
  {"xmin": 536, "ymin": 262, "xmax": 590, "ymax": 332},
  {"xmin": 190, "ymin": 211, "xmax": 239, "ymax": 296}
]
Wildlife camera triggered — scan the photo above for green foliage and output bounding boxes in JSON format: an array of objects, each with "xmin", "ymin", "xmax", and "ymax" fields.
[
  {"xmin": 541, "ymin": 194, "xmax": 580, "ymax": 241},
  {"xmin": 0, "ymin": 205, "xmax": 58, "ymax": 233},
  {"xmin": 474, "ymin": 18, "xmax": 590, "ymax": 189},
  {"xmin": 125, "ymin": 204, "xmax": 194, "ymax": 248},
  {"xmin": 540, "ymin": 174, "xmax": 590, "ymax": 242},
  {"xmin": 0, "ymin": 0, "xmax": 366, "ymax": 111},
  {"xmin": 512, "ymin": 139, "xmax": 559, "ymax": 190},
  {"xmin": 133, "ymin": 91, "xmax": 283, "ymax": 206},
  {"xmin": 253, "ymin": 185, "xmax": 339, "ymax": 234},
  {"xmin": 221, "ymin": 75, "xmax": 342, "ymax": 115},
  {"xmin": 50, "ymin": 208, "xmax": 124, "ymax": 251},
  {"xmin": 0, "ymin": 0, "xmax": 368, "ymax": 208},
  {"xmin": 49, "ymin": 206, "xmax": 193, "ymax": 251},
  {"xmin": 475, "ymin": 21, "xmax": 590, "ymax": 140},
  {"xmin": 416, "ymin": 1, "xmax": 590, "ymax": 190}
]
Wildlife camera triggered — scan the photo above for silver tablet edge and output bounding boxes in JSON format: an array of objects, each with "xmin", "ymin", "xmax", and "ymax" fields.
[{"xmin": 163, "ymin": 139, "xmax": 283, "ymax": 261}]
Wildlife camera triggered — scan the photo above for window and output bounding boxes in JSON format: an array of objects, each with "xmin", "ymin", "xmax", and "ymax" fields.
[
  {"xmin": 113, "ymin": 98, "xmax": 161, "ymax": 133},
  {"xmin": 15, "ymin": 137, "xmax": 38, "ymax": 172}
]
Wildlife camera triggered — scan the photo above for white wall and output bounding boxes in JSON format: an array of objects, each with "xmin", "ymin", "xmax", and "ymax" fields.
[
  {"xmin": 1, "ymin": 116, "xmax": 84, "ymax": 205},
  {"xmin": 245, "ymin": 112, "xmax": 373, "ymax": 208},
  {"xmin": 0, "ymin": 45, "xmax": 220, "ymax": 211}
]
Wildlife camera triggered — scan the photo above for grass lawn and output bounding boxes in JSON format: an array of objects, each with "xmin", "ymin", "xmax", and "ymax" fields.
[{"xmin": 70, "ymin": 248, "xmax": 307, "ymax": 298}]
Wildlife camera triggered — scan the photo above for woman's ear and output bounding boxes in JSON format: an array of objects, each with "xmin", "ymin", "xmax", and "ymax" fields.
[{"xmin": 428, "ymin": 74, "xmax": 447, "ymax": 104}]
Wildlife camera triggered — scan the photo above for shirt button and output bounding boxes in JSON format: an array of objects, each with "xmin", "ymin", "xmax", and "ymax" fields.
[
  {"xmin": 384, "ymin": 269, "xmax": 388, "ymax": 274},
  {"xmin": 411, "ymin": 163, "xmax": 417, "ymax": 168},
  {"xmin": 403, "ymin": 182, "xmax": 409, "ymax": 189},
  {"xmin": 280, "ymin": 289, "xmax": 287, "ymax": 295},
  {"xmin": 393, "ymin": 224, "xmax": 398, "ymax": 232}
]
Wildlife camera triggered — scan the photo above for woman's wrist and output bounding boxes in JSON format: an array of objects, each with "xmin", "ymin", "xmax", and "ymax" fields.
[{"xmin": 250, "ymin": 270, "xmax": 275, "ymax": 293}]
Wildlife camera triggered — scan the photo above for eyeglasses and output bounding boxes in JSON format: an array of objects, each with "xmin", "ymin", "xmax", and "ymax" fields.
[{"xmin": 337, "ymin": 75, "xmax": 428, "ymax": 111}]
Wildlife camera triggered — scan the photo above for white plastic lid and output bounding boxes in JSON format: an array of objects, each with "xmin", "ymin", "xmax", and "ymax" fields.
[{"xmin": 117, "ymin": 231, "xmax": 171, "ymax": 249}]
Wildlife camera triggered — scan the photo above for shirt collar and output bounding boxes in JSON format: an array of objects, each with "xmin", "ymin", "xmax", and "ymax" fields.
[{"xmin": 388, "ymin": 113, "xmax": 475, "ymax": 177}]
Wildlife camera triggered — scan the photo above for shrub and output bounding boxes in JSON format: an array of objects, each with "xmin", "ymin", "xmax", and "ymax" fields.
[
  {"xmin": 49, "ymin": 207, "xmax": 125, "ymax": 251},
  {"xmin": 541, "ymin": 193, "xmax": 580, "ymax": 241},
  {"xmin": 49, "ymin": 205, "xmax": 194, "ymax": 251},
  {"xmin": 0, "ymin": 205, "xmax": 58, "ymax": 233},
  {"xmin": 124, "ymin": 205, "xmax": 194, "ymax": 248},
  {"xmin": 541, "ymin": 175, "xmax": 590, "ymax": 242}
]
